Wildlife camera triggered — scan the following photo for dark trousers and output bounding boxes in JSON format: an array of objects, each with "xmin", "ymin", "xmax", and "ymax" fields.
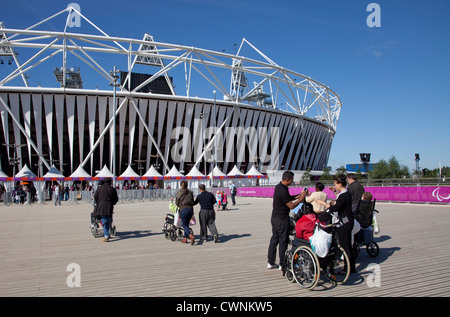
[
  {"xmin": 267, "ymin": 217, "xmax": 290, "ymax": 267},
  {"xmin": 231, "ymin": 194, "xmax": 236, "ymax": 205},
  {"xmin": 337, "ymin": 221, "xmax": 356, "ymax": 272},
  {"xmin": 199, "ymin": 209, "xmax": 219, "ymax": 239}
]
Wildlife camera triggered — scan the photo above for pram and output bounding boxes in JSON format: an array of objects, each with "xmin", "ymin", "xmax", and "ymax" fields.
[
  {"xmin": 90, "ymin": 212, "xmax": 116, "ymax": 238},
  {"xmin": 162, "ymin": 201, "xmax": 194, "ymax": 241},
  {"xmin": 353, "ymin": 199, "xmax": 380, "ymax": 258}
]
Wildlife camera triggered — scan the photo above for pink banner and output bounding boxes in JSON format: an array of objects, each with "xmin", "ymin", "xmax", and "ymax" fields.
[{"xmin": 237, "ymin": 186, "xmax": 450, "ymax": 204}]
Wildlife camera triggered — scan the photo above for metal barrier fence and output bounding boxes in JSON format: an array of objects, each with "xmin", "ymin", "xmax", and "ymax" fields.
[{"xmin": 1, "ymin": 187, "xmax": 229, "ymax": 206}]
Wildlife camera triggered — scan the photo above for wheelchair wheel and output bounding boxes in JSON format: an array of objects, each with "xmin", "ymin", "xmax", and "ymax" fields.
[
  {"xmin": 291, "ymin": 246, "xmax": 320, "ymax": 289},
  {"xmin": 326, "ymin": 246, "xmax": 350, "ymax": 284},
  {"xmin": 283, "ymin": 250, "xmax": 296, "ymax": 283},
  {"xmin": 285, "ymin": 269, "xmax": 295, "ymax": 283},
  {"xmin": 169, "ymin": 225, "xmax": 177, "ymax": 241},
  {"xmin": 90, "ymin": 224, "xmax": 98, "ymax": 237},
  {"xmin": 110, "ymin": 225, "xmax": 116, "ymax": 237},
  {"xmin": 169, "ymin": 230, "xmax": 177, "ymax": 241},
  {"xmin": 366, "ymin": 241, "xmax": 379, "ymax": 257},
  {"xmin": 163, "ymin": 223, "xmax": 170, "ymax": 239}
]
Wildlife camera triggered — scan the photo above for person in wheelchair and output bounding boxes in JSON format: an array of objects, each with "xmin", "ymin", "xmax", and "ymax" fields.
[
  {"xmin": 295, "ymin": 205, "xmax": 321, "ymax": 242},
  {"xmin": 355, "ymin": 192, "xmax": 373, "ymax": 229}
]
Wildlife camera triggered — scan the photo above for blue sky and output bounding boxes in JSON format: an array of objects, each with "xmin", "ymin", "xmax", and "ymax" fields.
[{"xmin": 1, "ymin": 0, "xmax": 449, "ymax": 172}]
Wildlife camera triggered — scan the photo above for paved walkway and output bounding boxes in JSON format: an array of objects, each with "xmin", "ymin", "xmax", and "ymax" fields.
[{"xmin": 0, "ymin": 197, "xmax": 449, "ymax": 297}]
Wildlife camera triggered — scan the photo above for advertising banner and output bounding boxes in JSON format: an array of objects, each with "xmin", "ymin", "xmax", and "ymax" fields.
[{"xmin": 237, "ymin": 186, "xmax": 450, "ymax": 204}]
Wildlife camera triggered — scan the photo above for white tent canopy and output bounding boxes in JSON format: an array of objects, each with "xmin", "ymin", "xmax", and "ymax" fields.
[
  {"xmin": 15, "ymin": 164, "xmax": 37, "ymax": 178},
  {"xmin": 165, "ymin": 166, "xmax": 184, "ymax": 189},
  {"xmin": 95, "ymin": 165, "xmax": 114, "ymax": 178},
  {"xmin": 119, "ymin": 165, "xmax": 140, "ymax": 178},
  {"xmin": 245, "ymin": 165, "xmax": 263, "ymax": 176},
  {"xmin": 227, "ymin": 165, "xmax": 247, "ymax": 187},
  {"xmin": 165, "ymin": 166, "xmax": 184, "ymax": 177},
  {"xmin": 0, "ymin": 169, "xmax": 8, "ymax": 178},
  {"xmin": 42, "ymin": 165, "xmax": 64, "ymax": 179},
  {"xmin": 208, "ymin": 166, "xmax": 228, "ymax": 187},
  {"xmin": 209, "ymin": 166, "xmax": 227, "ymax": 177},
  {"xmin": 70, "ymin": 165, "xmax": 92, "ymax": 179},
  {"xmin": 245, "ymin": 165, "xmax": 267, "ymax": 186},
  {"xmin": 0, "ymin": 169, "xmax": 12, "ymax": 193},
  {"xmin": 227, "ymin": 165, "xmax": 245, "ymax": 177},
  {"xmin": 143, "ymin": 165, "xmax": 163, "ymax": 178},
  {"xmin": 186, "ymin": 165, "xmax": 206, "ymax": 177},
  {"xmin": 186, "ymin": 165, "xmax": 207, "ymax": 188}
]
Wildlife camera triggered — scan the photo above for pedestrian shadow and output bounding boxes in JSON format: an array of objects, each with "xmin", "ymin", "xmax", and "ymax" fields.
[
  {"xmin": 112, "ymin": 230, "xmax": 162, "ymax": 241},
  {"xmin": 218, "ymin": 233, "xmax": 251, "ymax": 243}
]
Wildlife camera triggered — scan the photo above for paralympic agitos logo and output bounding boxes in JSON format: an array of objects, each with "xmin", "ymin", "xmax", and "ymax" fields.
[{"xmin": 432, "ymin": 188, "xmax": 450, "ymax": 202}]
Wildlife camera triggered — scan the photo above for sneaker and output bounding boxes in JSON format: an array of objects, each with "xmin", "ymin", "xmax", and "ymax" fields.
[
  {"xmin": 213, "ymin": 235, "xmax": 219, "ymax": 243},
  {"xmin": 102, "ymin": 237, "xmax": 109, "ymax": 242},
  {"xmin": 267, "ymin": 263, "xmax": 279, "ymax": 269}
]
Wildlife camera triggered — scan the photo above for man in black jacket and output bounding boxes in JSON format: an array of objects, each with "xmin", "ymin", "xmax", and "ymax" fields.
[
  {"xmin": 267, "ymin": 171, "xmax": 307, "ymax": 270},
  {"xmin": 194, "ymin": 184, "xmax": 219, "ymax": 243},
  {"xmin": 93, "ymin": 178, "xmax": 119, "ymax": 242},
  {"xmin": 347, "ymin": 173, "xmax": 365, "ymax": 215}
]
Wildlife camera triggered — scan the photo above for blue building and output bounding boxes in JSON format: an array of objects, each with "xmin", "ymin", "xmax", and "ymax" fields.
[{"xmin": 346, "ymin": 163, "xmax": 376, "ymax": 173}]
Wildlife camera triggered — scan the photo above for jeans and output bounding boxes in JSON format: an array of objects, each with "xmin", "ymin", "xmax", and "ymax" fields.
[
  {"xmin": 179, "ymin": 208, "xmax": 194, "ymax": 238},
  {"xmin": 54, "ymin": 194, "xmax": 61, "ymax": 206},
  {"xmin": 267, "ymin": 217, "xmax": 290, "ymax": 267},
  {"xmin": 101, "ymin": 216, "xmax": 112, "ymax": 238}
]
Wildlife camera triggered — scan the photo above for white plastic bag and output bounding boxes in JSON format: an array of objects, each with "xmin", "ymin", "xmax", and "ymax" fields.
[
  {"xmin": 309, "ymin": 225, "xmax": 332, "ymax": 258},
  {"xmin": 372, "ymin": 214, "xmax": 380, "ymax": 234},
  {"xmin": 351, "ymin": 220, "xmax": 361, "ymax": 245},
  {"xmin": 174, "ymin": 211, "xmax": 181, "ymax": 227}
]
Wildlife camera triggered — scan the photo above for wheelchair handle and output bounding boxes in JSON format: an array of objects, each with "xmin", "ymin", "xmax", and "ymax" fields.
[{"xmin": 319, "ymin": 209, "xmax": 343, "ymax": 228}]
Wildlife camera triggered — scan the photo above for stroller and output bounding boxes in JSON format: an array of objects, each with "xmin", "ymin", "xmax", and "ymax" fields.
[
  {"xmin": 353, "ymin": 199, "xmax": 380, "ymax": 258},
  {"xmin": 90, "ymin": 212, "xmax": 116, "ymax": 238},
  {"xmin": 162, "ymin": 200, "xmax": 194, "ymax": 241}
]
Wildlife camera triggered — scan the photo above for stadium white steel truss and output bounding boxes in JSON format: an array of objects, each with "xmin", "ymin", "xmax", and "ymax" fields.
[{"xmin": 0, "ymin": 6, "xmax": 342, "ymax": 178}]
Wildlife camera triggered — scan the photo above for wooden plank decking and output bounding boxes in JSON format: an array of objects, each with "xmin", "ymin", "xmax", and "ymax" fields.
[{"xmin": 0, "ymin": 197, "xmax": 449, "ymax": 297}]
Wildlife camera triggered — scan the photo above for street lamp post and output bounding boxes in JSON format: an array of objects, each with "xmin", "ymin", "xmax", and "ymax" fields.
[
  {"xmin": 3, "ymin": 143, "xmax": 26, "ymax": 183},
  {"xmin": 110, "ymin": 66, "xmax": 119, "ymax": 186},
  {"xmin": 211, "ymin": 90, "xmax": 217, "ymax": 187}
]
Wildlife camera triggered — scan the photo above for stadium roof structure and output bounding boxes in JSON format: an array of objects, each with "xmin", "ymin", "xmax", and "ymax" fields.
[
  {"xmin": 0, "ymin": 5, "xmax": 342, "ymax": 177},
  {"xmin": 0, "ymin": 5, "xmax": 341, "ymax": 125}
]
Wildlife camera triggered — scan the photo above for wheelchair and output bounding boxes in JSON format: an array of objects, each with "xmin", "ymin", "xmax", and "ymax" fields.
[
  {"xmin": 284, "ymin": 210, "xmax": 351, "ymax": 290},
  {"xmin": 90, "ymin": 213, "xmax": 116, "ymax": 238},
  {"xmin": 162, "ymin": 213, "xmax": 193, "ymax": 242},
  {"xmin": 353, "ymin": 199, "xmax": 380, "ymax": 258}
]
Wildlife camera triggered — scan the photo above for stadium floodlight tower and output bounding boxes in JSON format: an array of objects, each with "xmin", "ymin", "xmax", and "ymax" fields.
[{"xmin": 0, "ymin": 5, "xmax": 342, "ymax": 178}]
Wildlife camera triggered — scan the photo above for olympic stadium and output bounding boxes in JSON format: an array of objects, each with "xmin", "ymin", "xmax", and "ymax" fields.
[{"xmin": 0, "ymin": 6, "xmax": 342, "ymax": 184}]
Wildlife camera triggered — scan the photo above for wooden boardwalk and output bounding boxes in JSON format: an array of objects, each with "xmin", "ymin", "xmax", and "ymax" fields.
[{"xmin": 0, "ymin": 197, "xmax": 449, "ymax": 297}]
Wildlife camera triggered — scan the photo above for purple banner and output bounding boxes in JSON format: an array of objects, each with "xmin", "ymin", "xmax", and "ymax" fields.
[{"xmin": 237, "ymin": 186, "xmax": 450, "ymax": 204}]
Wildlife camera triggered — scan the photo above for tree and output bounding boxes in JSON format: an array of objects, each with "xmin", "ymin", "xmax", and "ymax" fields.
[
  {"xmin": 300, "ymin": 168, "xmax": 312, "ymax": 184},
  {"xmin": 422, "ymin": 166, "xmax": 449, "ymax": 178},
  {"xmin": 368, "ymin": 156, "xmax": 410, "ymax": 179},
  {"xmin": 336, "ymin": 165, "xmax": 347, "ymax": 175},
  {"xmin": 320, "ymin": 167, "xmax": 333, "ymax": 183}
]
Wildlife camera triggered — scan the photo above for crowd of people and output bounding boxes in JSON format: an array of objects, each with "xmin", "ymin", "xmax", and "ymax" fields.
[
  {"xmin": 90, "ymin": 177, "xmax": 239, "ymax": 243},
  {"xmin": 268, "ymin": 171, "xmax": 371, "ymax": 276},
  {"xmin": 172, "ymin": 180, "xmax": 238, "ymax": 245}
]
